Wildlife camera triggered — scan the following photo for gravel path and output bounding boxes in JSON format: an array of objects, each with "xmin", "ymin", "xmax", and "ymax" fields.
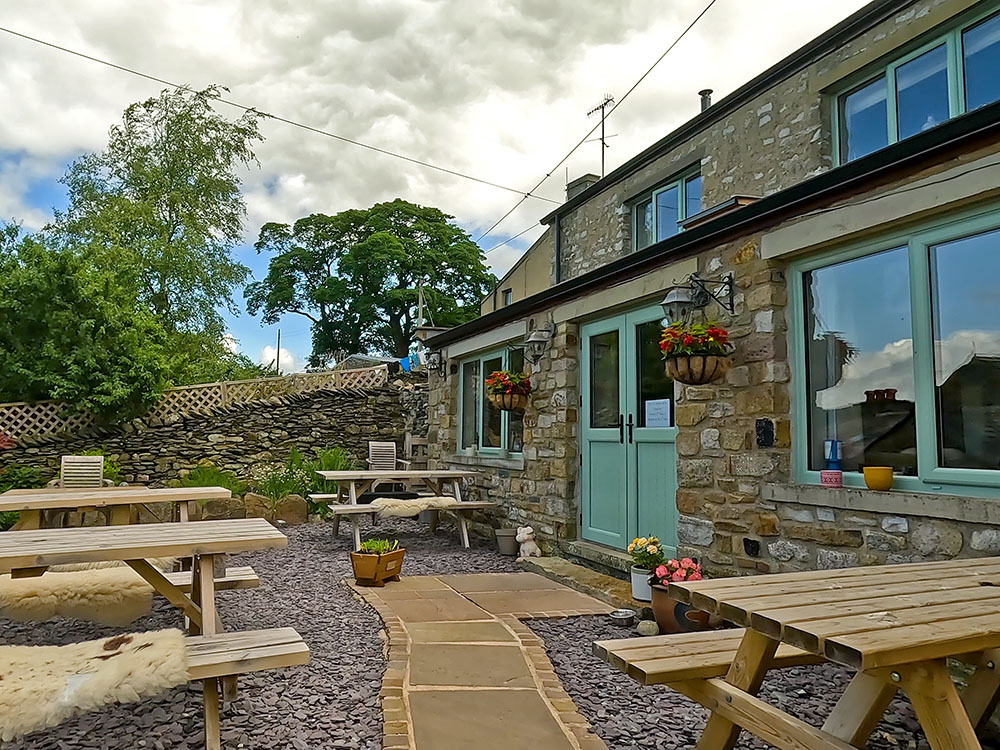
[
  {"xmin": 528, "ymin": 616, "xmax": 931, "ymax": 750},
  {"xmin": 3, "ymin": 518, "xmax": 519, "ymax": 750}
]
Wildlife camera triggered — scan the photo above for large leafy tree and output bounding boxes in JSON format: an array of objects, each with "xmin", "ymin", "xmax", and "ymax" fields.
[
  {"xmin": 55, "ymin": 85, "xmax": 262, "ymax": 333},
  {"xmin": 0, "ymin": 234, "xmax": 169, "ymax": 421},
  {"xmin": 246, "ymin": 199, "xmax": 495, "ymax": 361}
]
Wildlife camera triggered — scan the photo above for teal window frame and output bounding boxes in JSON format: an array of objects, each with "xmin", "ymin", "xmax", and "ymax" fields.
[
  {"xmin": 789, "ymin": 202, "xmax": 1000, "ymax": 498},
  {"xmin": 831, "ymin": 3, "xmax": 1000, "ymax": 165},
  {"xmin": 457, "ymin": 346, "xmax": 524, "ymax": 456},
  {"xmin": 630, "ymin": 168, "xmax": 701, "ymax": 251}
]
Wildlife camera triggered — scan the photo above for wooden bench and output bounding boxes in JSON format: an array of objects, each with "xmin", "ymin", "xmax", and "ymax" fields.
[
  {"xmin": 593, "ymin": 628, "xmax": 823, "ymax": 684},
  {"xmin": 313, "ymin": 496, "xmax": 496, "ymax": 550},
  {"xmin": 163, "ymin": 566, "xmax": 260, "ymax": 593}
]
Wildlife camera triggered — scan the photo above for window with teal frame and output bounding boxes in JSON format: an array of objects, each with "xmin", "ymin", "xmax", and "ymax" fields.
[
  {"xmin": 458, "ymin": 347, "xmax": 525, "ymax": 454},
  {"xmin": 833, "ymin": 4, "xmax": 1000, "ymax": 164},
  {"xmin": 790, "ymin": 204, "xmax": 1000, "ymax": 497},
  {"xmin": 631, "ymin": 170, "xmax": 702, "ymax": 251}
]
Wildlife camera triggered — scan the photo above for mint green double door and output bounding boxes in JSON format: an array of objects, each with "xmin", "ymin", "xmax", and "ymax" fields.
[{"xmin": 580, "ymin": 305, "xmax": 678, "ymax": 554}]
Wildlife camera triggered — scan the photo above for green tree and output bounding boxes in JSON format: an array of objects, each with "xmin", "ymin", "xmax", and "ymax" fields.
[
  {"xmin": 246, "ymin": 199, "xmax": 495, "ymax": 361},
  {"xmin": 0, "ymin": 235, "xmax": 169, "ymax": 421},
  {"xmin": 55, "ymin": 85, "xmax": 262, "ymax": 333}
]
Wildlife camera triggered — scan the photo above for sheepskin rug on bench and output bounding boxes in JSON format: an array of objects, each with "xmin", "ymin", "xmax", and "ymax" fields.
[
  {"xmin": 0, "ymin": 567, "xmax": 160, "ymax": 627},
  {"xmin": 0, "ymin": 629, "xmax": 188, "ymax": 741},
  {"xmin": 370, "ymin": 495, "xmax": 460, "ymax": 518}
]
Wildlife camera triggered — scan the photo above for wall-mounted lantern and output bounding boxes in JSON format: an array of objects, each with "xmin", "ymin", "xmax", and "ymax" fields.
[
  {"xmin": 660, "ymin": 273, "xmax": 736, "ymax": 324},
  {"xmin": 426, "ymin": 350, "xmax": 446, "ymax": 375},
  {"xmin": 524, "ymin": 321, "xmax": 556, "ymax": 364}
]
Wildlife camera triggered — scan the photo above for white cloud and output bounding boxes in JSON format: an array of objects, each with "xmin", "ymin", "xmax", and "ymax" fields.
[
  {"xmin": 0, "ymin": 0, "xmax": 871, "ymax": 279},
  {"xmin": 258, "ymin": 345, "xmax": 299, "ymax": 374},
  {"xmin": 221, "ymin": 333, "xmax": 238, "ymax": 354}
]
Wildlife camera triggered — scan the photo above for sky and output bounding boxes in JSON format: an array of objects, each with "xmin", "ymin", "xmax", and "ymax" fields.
[{"xmin": 0, "ymin": 0, "xmax": 873, "ymax": 372}]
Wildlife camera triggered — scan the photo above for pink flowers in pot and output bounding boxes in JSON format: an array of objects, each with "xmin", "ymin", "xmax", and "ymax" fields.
[{"xmin": 649, "ymin": 557, "xmax": 703, "ymax": 586}]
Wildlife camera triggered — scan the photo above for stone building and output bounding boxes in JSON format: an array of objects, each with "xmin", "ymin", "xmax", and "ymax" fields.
[{"xmin": 426, "ymin": 0, "xmax": 1000, "ymax": 577}]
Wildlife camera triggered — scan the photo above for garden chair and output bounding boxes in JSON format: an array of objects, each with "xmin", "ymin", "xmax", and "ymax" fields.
[
  {"xmin": 367, "ymin": 441, "xmax": 410, "ymax": 495},
  {"xmin": 58, "ymin": 455, "xmax": 106, "ymax": 488}
]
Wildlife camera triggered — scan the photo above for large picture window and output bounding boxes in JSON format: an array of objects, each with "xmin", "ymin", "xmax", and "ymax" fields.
[
  {"xmin": 631, "ymin": 171, "xmax": 702, "ymax": 251},
  {"xmin": 459, "ymin": 347, "xmax": 525, "ymax": 454},
  {"xmin": 835, "ymin": 6, "xmax": 1000, "ymax": 164},
  {"xmin": 792, "ymin": 207, "xmax": 1000, "ymax": 494}
]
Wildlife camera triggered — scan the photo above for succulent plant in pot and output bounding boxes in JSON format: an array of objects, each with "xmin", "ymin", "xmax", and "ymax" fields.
[
  {"xmin": 485, "ymin": 370, "xmax": 532, "ymax": 412},
  {"xmin": 351, "ymin": 538, "xmax": 405, "ymax": 587},
  {"xmin": 659, "ymin": 322, "xmax": 733, "ymax": 385}
]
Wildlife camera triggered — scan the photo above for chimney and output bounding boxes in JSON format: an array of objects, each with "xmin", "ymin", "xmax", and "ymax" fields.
[
  {"xmin": 699, "ymin": 89, "xmax": 713, "ymax": 112},
  {"xmin": 565, "ymin": 173, "xmax": 601, "ymax": 201}
]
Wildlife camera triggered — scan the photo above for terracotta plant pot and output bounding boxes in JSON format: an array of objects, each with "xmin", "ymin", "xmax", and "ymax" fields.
[
  {"xmin": 863, "ymin": 466, "xmax": 894, "ymax": 492},
  {"xmin": 350, "ymin": 548, "xmax": 406, "ymax": 587},
  {"xmin": 650, "ymin": 584, "xmax": 717, "ymax": 634},
  {"xmin": 488, "ymin": 392, "xmax": 529, "ymax": 412},
  {"xmin": 664, "ymin": 354, "xmax": 732, "ymax": 385}
]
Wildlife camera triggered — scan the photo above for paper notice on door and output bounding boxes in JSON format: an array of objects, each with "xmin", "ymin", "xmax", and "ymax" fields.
[{"xmin": 644, "ymin": 399, "xmax": 672, "ymax": 428}]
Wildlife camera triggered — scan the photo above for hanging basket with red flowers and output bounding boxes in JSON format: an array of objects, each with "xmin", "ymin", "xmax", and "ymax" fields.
[
  {"xmin": 485, "ymin": 370, "xmax": 532, "ymax": 412},
  {"xmin": 659, "ymin": 322, "xmax": 733, "ymax": 385}
]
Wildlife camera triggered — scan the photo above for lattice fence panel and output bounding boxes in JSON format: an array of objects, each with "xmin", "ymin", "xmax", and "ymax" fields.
[
  {"xmin": 0, "ymin": 401, "xmax": 97, "ymax": 441},
  {"xmin": 0, "ymin": 365, "xmax": 391, "ymax": 442}
]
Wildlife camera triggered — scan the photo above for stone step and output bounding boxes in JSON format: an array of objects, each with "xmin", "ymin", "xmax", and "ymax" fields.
[{"xmin": 518, "ymin": 556, "xmax": 653, "ymax": 621}]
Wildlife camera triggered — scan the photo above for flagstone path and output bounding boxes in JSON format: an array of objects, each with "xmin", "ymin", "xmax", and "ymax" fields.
[{"xmin": 350, "ymin": 572, "xmax": 615, "ymax": 750}]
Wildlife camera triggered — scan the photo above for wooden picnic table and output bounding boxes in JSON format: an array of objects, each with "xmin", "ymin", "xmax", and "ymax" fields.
[
  {"xmin": 596, "ymin": 557, "xmax": 1000, "ymax": 749},
  {"xmin": 0, "ymin": 518, "xmax": 287, "ymax": 750},
  {"xmin": 0, "ymin": 486, "xmax": 233, "ymax": 528},
  {"xmin": 315, "ymin": 469, "xmax": 481, "ymax": 548}
]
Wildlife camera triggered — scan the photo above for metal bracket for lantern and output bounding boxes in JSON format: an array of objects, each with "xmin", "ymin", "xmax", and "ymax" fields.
[{"xmin": 660, "ymin": 273, "xmax": 735, "ymax": 323}]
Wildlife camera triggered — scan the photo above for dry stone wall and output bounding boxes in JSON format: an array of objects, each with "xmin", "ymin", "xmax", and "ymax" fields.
[{"xmin": 0, "ymin": 375, "xmax": 427, "ymax": 485}]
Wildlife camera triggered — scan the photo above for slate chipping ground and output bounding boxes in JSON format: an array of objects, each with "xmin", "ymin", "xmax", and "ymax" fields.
[{"xmin": 0, "ymin": 519, "xmax": 969, "ymax": 749}]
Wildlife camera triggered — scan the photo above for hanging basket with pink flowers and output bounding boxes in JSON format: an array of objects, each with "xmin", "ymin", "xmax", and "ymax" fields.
[
  {"xmin": 485, "ymin": 370, "xmax": 532, "ymax": 412},
  {"xmin": 659, "ymin": 322, "xmax": 733, "ymax": 385}
]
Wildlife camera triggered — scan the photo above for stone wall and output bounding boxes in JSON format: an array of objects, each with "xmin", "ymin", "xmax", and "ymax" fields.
[
  {"xmin": 427, "ymin": 323, "xmax": 580, "ymax": 552},
  {"xmin": 556, "ymin": 0, "xmax": 954, "ymax": 281},
  {"xmin": 0, "ymin": 374, "xmax": 428, "ymax": 485}
]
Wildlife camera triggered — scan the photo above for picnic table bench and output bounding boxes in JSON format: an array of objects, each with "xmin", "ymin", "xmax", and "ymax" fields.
[
  {"xmin": 0, "ymin": 519, "xmax": 305, "ymax": 750},
  {"xmin": 0, "ymin": 486, "xmax": 233, "ymax": 528},
  {"xmin": 595, "ymin": 557, "xmax": 1000, "ymax": 749},
  {"xmin": 313, "ymin": 469, "xmax": 494, "ymax": 549}
]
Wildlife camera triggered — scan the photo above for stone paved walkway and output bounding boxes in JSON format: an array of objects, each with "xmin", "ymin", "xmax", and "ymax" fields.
[{"xmin": 350, "ymin": 572, "xmax": 614, "ymax": 750}]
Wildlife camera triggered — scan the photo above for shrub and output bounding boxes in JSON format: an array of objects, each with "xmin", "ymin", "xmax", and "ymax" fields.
[
  {"xmin": 0, "ymin": 511, "xmax": 19, "ymax": 531},
  {"xmin": 287, "ymin": 446, "xmax": 358, "ymax": 517},
  {"xmin": 248, "ymin": 464, "xmax": 311, "ymax": 506},
  {"xmin": 80, "ymin": 448, "xmax": 122, "ymax": 484},
  {"xmin": 178, "ymin": 465, "xmax": 246, "ymax": 495},
  {"xmin": 0, "ymin": 462, "xmax": 46, "ymax": 494}
]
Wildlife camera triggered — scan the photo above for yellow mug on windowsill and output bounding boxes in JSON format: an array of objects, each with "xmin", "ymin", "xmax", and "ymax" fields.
[{"xmin": 863, "ymin": 466, "xmax": 895, "ymax": 492}]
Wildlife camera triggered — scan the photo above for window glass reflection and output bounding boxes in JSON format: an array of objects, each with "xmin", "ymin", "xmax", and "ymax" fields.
[
  {"xmin": 964, "ymin": 12, "xmax": 1000, "ymax": 111},
  {"xmin": 804, "ymin": 247, "xmax": 915, "ymax": 474},
  {"xmin": 461, "ymin": 361, "xmax": 478, "ymax": 450},
  {"xmin": 507, "ymin": 348, "xmax": 525, "ymax": 452},
  {"xmin": 895, "ymin": 45, "xmax": 949, "ymax": 140},
  {"xmin": 636, "ymin": 320, "xmax": 673, "ymax": 428},
  {"xmin": 840, "ymin": 76, "xmax": 888, "ymax": 161},
  {"xmin": 931, "ymin": 228, "xmax": 1000, "ymax": 469},
  {"xmin": 685, "ymin": 174, "xmax": 702, "ymax": 220},
  {"xmin": 635, "ymin": 198, "xmax": 653, "ymax": 250},
  {"xmin": 481, "ymin": 355, "xmax": 503, "ymax": 448},
  {"xmin": 655, "ymin": 185, "xmax": 680, "ymax": 242},
  {"xmin": 590, "ymin": 331, "xmax": 620, "ymax": 429}
]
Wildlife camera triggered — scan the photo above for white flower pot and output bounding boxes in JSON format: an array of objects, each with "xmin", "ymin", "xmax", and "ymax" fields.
[{"xmin": 630, "ymin": 566, "xmax": 652, "ymax": 602}]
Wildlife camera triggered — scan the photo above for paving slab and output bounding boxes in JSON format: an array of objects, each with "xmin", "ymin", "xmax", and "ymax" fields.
[
  {"xmin": 409, "ymin": 689, "xmax": 577, "ymax": 750},
  {"xmin": 388, "ymin": 576, "xmax": 449, "ymax": 590},
  {"xmin": 409, "ymin": 643, "xmax": 534, "ymax": 687},
  {"xmin": 464, "ymin": 588, "xmax": 616, "ymax": 616},
  {"xmin": 389, "ymin": 592, "xmax": 492, "ymax": 623},
  {"xmin": 375, "ymin": 587, "xmax": 466, "ymax": 601},
  {"xmin": 439, "ymin": 572, "xmax": 566, "ymax": 592},
  {"xmin": 406, "ymin": 620, "xmax": 517, "ymax": 644}
]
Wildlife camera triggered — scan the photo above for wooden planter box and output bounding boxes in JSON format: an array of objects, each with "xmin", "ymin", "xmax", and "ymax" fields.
[
  {"xmin": 350, "ymin": 548, "xmax": 406, "ymax": 587},
  {"xmin": 488, "ymin": 392, "xmax": 529, "ymax": 412},
  {"xmin": 664, "ymin": 354, "xmax": 732, "ymax": 385}
]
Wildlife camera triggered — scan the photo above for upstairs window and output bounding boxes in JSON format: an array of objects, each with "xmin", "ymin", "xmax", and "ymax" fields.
[
  {"xmin": 502, "ymin": 288, "xmax": 513, "ymax": 307},
  {"xmin": 632, "ymin": 171, "xmax": 702, "ymax": 251},
  {"xmin": 835, "ymin": 6, "xmax": 1000, "ymax": 164}
]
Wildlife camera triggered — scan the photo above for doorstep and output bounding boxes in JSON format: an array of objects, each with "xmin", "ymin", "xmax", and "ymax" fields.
[{"xmin": 561, "ymin": 540, "xmax": 632, "ymax": 575}]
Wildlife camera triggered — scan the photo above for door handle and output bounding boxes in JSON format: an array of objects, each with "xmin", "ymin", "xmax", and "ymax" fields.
[
  {"xmin": 626, "ymin": 414, "xmax": 635, "ymax": 444},
  {"xmin": 618, "ymin": 414, "xmax": 625, "ymax": 444}
]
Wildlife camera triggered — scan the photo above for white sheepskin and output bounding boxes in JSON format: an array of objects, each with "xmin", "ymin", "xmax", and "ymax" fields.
[
  {"xmin": 0, "ymin": 568, "xmax": 156, "ymax": 627},
  {"xmin": 370, "ymin": 496, "xmax": 460, "ymax": 518},
  {"xmin": 0, "ymin": 629, "xmax": 189, "ymax": 741},
  {"xmin": 49, "ymin": 558, "xmax": 176, "ymax": 573}
]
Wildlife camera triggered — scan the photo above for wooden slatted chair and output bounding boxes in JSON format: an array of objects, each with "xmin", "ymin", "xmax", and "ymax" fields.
[
  {"xmin": 367, "ymin": 441, "xmax": 410, "ymax": 494},
  {"xmin": 58, "ymin": 455, "xmax": 106, "ymax": 488}
]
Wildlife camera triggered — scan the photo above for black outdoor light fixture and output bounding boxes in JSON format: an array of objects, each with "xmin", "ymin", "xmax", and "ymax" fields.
[
  {"xmin": 660, "ymin": 273, "xmax": 736, "ymax": 323},
  {"xmin": 426, "ymin": 350, "xmax": 445, "ymax": 374},
  {"xmin": 523, "ymin": 321, "xmax": 556, "ymax": 364}
]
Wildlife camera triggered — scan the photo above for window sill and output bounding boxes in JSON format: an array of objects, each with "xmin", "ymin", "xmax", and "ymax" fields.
[
  {"xmin": 445, "ymin": 452, "xmax": 525, "ymax": 471},
  {"xmin": 763, "ymin": 482, "xmax": 1000, "ymax": 525}
]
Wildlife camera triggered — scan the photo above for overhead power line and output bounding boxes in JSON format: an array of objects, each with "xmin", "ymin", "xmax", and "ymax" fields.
[
  {"xmin": 0, "ymin": 25, "xmax": 561, "ymax": 205},
  {"xmin": 474, "ymin": 0, "xmax": 721, "ymax": 243},
  {"xmin": 485, "ymin": 224, "xmax": 538, "ymax": 253}
]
